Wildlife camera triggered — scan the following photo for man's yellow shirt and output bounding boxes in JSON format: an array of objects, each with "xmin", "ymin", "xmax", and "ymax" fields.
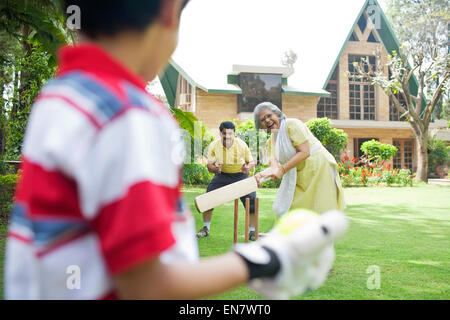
[{"xmin": 207, "ymin": 138, "xmax": 254, "ymax": 173}]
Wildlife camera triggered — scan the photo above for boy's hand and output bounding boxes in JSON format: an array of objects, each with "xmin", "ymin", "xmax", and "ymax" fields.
[{"xmin": 234, "ymin": 209, "xmax": 348, "ymax": 299}]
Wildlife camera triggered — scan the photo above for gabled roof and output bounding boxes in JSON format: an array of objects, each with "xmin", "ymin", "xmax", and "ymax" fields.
[{"xmin": 161, "ymin": 0, "xmax": 413, "ymax": 106}]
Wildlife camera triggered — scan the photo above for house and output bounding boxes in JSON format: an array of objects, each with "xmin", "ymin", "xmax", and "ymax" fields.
[{"xmin": 160, "ymin": 0, "xmax": 447, "ymax": 172}]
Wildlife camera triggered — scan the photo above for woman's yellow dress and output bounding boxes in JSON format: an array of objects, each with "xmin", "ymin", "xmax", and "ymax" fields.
[{"xmin": 268, "ymin": 118, "xmax": 346, "ymax": 214}]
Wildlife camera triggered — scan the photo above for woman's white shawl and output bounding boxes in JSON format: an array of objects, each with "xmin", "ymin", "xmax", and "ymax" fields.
[{"xmin": 273, "ymin": 119, "xmax": 297, "ymax": 216}]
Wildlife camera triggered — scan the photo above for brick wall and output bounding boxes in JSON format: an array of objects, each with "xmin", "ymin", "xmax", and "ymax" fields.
[
  {"xmin": 194, "ymin": 88, "xmax": 238, "ymax": 133},
  {"xmin": 282, "ymin": 95, "xmax": 320, "ymax": 122}
]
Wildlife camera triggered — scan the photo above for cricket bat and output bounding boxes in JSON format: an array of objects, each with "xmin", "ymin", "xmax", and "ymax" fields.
[{"xmin": 194, "ymin": 176, "xmax": 269, "ymax": 213}]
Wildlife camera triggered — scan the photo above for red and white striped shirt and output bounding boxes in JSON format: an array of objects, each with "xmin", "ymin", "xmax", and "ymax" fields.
[{"xmin": 5, "ymin": 44, "xmax": 198, "ymax": 299}]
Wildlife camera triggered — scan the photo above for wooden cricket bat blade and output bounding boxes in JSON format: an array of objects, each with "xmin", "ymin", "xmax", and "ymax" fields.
[{"xmin": 194, "ymin": 177, "xmax": 258, "ymax": 213}]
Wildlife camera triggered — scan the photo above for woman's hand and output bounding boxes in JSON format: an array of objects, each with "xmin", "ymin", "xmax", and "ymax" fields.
[
  {"xmin": 255, "ymin": 166, "xmax": 284, "ymax": 187},
  {"xmin": 255, "ymin": 169, "xmax": 272, "ymax": 187}
]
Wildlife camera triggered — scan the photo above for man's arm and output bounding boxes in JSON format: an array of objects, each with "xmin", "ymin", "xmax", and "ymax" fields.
[
  {"xmin": 241, "ymin": 160, "xmax": 255, "ymax": 175},
  {"xmin": 241, "ymin": 141, "xmax": 255, "ymax": 175}
]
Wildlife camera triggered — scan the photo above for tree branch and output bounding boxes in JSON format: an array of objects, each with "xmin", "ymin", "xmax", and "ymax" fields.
[{"xmin": 423, "ymin": 71, "xmax": 450, "ymax": 125}]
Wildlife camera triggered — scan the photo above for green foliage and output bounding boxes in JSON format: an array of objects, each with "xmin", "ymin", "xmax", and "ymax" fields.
[
  {"xmin": 2, "ymin": 44, "xmax": 55, "ymax": 160},
  {"xmin": 171, "ymin": 108, "xmax": 198, "ymax": 138},
  {"xmin": 0, "ymin": 173, "xmax": 18, "ymax": 221},
  {"xmin": 182, "ymin": 164, "xmax": 213, "ymax": 186},
  {"xmin": 233, "ymin": 119, "xmax": 270, "ymax": 164},
  {"xmin": 0, "ymin": 1, "xmax": 74, "ymax": 163},
  {"xmin": 360, "ymin": 139, "xmax": 398, "ymax": 162},
  {"xmin": 0, "ymin": 0, "xmax": 75, "ymax": 66},
  {"xmin": 306, "ymin": 117, "xmax": 330, "ymax": 142},
  {"xmin": 325, "ymin": 128, "xmax": 348, "ymax": 160},
  {"xmin": 170, "ymin": 108, "xmax": 214, "ymax": 164},
  {"xmin": 305, "ymin": 118, "xmax": 348, "ymax": 160},
  {"xmin": 427, "ymin": 136, "xmax": 450, "ymax": 173}
]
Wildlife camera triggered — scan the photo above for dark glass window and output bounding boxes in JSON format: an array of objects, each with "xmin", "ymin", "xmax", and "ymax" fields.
[
  {"xmin": 367, "ymin": 31, "xmax": 379, "ymax": 43},
  {"xmin": 357, "ymin": 14, "xmax": 367, "ymax": 34},
  {"xmin": 317, "ymin": 67, "xmax": 339, "ymax": 119},
  {"xmin": 238, "ymin": 73, "xmax": 282, "ymax": 112},
  {"xmin": 348, "ymin": 55, "xmax": 376, "ymax": 120}
]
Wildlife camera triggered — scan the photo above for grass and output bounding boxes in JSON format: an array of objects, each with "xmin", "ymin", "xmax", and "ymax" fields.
[
  {"xmin": 0, "ymin": 222, "xmax": 6, "ymax": 300},
  {"xmin": 184, "ymin": 184, "xmax": 450, "ymax": 300},
  {"xmin": 0, "ymin": 184, "xmax": 448, "ymax": 300}
]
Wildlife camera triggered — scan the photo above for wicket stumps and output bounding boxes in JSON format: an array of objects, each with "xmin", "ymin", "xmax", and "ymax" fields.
[{"xmin": 233, "ymin": 197, "xmax": 259, "ymax": 244}]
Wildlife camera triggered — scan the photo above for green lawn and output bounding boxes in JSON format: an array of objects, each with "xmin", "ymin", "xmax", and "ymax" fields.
[
  {"xmin": 185, "ymin": 184, "xmax": 450, "ymax": 300},
  {"xmin": 0, "ymin": 184, "xmax": 449, "ymax": 300},
  {"xmin": 0, "ymin": 222, "xmax": 6, "ymax": 300}
]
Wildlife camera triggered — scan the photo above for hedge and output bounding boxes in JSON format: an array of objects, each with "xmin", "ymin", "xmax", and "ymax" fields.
[{"xmin": 0, "ymin": 174, "xmax": 18, "ymax": 222}]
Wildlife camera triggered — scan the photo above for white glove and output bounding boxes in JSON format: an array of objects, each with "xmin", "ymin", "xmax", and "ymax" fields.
[{"xmin": 234, "ymin": 209, "xmax": 348, "ymax": 300}]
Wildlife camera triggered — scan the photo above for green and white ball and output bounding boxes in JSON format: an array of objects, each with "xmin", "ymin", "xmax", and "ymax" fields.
[{"xmin": 275, "ymin": 209, "xmax": 318, "ymax": 236}]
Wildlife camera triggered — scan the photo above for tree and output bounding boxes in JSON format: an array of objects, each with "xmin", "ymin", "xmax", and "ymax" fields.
[
  {"xmin": 0, "ymin": 0, "xmax": 75, "ymax": 65},
  {"xmin": 354, "ymin": 0, "xmax": 450, "ymax": 181},
  {"xmin": 0, "ymin": 1, "xmax": 75, "ymax": 160}
]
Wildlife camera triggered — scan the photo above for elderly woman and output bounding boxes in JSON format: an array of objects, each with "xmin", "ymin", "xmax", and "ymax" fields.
[{"xmin": 254, "ymin": 102, "xmax": 345, "ymax": 216}]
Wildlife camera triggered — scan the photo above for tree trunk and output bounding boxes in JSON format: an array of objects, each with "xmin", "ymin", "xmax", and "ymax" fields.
[{"xmin": 415, "ymin": 133, "xmax": 428, "ymax": 182}]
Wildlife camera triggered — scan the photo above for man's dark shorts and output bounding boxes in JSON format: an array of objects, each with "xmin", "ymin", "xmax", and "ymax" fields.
[{"xmin": 206, "ymin": 172, "xmax": 256, "ymax": 213}]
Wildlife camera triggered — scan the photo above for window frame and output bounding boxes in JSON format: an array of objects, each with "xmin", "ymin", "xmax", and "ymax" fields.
[
  {"xmin": 348, "ymin": 54, "xmax": 377, "ymax": 120},
  {"xmin": 317, "ymin": 67, "xmax": 339, "ymax": 119}
]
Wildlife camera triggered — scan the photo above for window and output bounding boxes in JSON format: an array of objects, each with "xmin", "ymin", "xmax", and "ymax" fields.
[
  {"xmin": 393, "ymin": 139, "xmax": 414, "ymax": 170},
  {"xmin": 349, "ymin": 84, "xmax": 361, "ymax": 120},
  {"xmin": 367, "ymin": 31, "xmax": 379, "ymax": 43},
  {"xmin": 237, "ymin": 73, "xmax": 282, "ymax": 113},
  {"xmin": 348, "ymin": 55, "xmax": 376, "ymax": 120},
  {"xmin": 348, "ymin": 55, "xmax": 376, "ymax": 81},
  {"xmin": 357, "ymin": 14, "xmax": 367, "ymax": 34},
  {"xmin": 176, "ymin": 75, "xmax": 193, "ymax": 112},
  {"xmin": 317, "ymin": 67, "xmax": 339, "ymax": 119}
]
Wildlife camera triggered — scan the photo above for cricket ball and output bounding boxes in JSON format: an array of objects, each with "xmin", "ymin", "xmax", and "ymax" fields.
[{"xmin": 275, "ymin": 209, "xmax": 318, "ymax": 235}]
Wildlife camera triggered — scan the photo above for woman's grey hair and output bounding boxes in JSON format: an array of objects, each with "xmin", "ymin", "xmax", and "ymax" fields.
[{"xmin": 253, "ymin": 101, "xmax": 286, "ymax": 130}]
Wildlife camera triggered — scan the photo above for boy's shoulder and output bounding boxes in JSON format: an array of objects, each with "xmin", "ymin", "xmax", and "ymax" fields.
[{"xmin": 41, "ymin": 71, "xmax": 171, "ymax": 128}]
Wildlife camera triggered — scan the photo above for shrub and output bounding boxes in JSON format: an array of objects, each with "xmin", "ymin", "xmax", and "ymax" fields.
[
  {"xmin": 360, "ymin": 139, "xmax": 398, "ymax": 162},
  {"xmin": 2, "ymin": 45, "xmax": 55, "ymax": 161},
  {"xmin": 306, "ymin": 118, "xmax": 348, "ymax": 161},
  {"xmin": 182, "ymin": 164, "xmax": 213, "ymax": 185},
  {"xmin": 0, "ymin": 173, "xmax": 18, "ymax": 222},
  {"xmin": 428, "ymin": 136, "xmax": 450, "ymax": 175}
]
